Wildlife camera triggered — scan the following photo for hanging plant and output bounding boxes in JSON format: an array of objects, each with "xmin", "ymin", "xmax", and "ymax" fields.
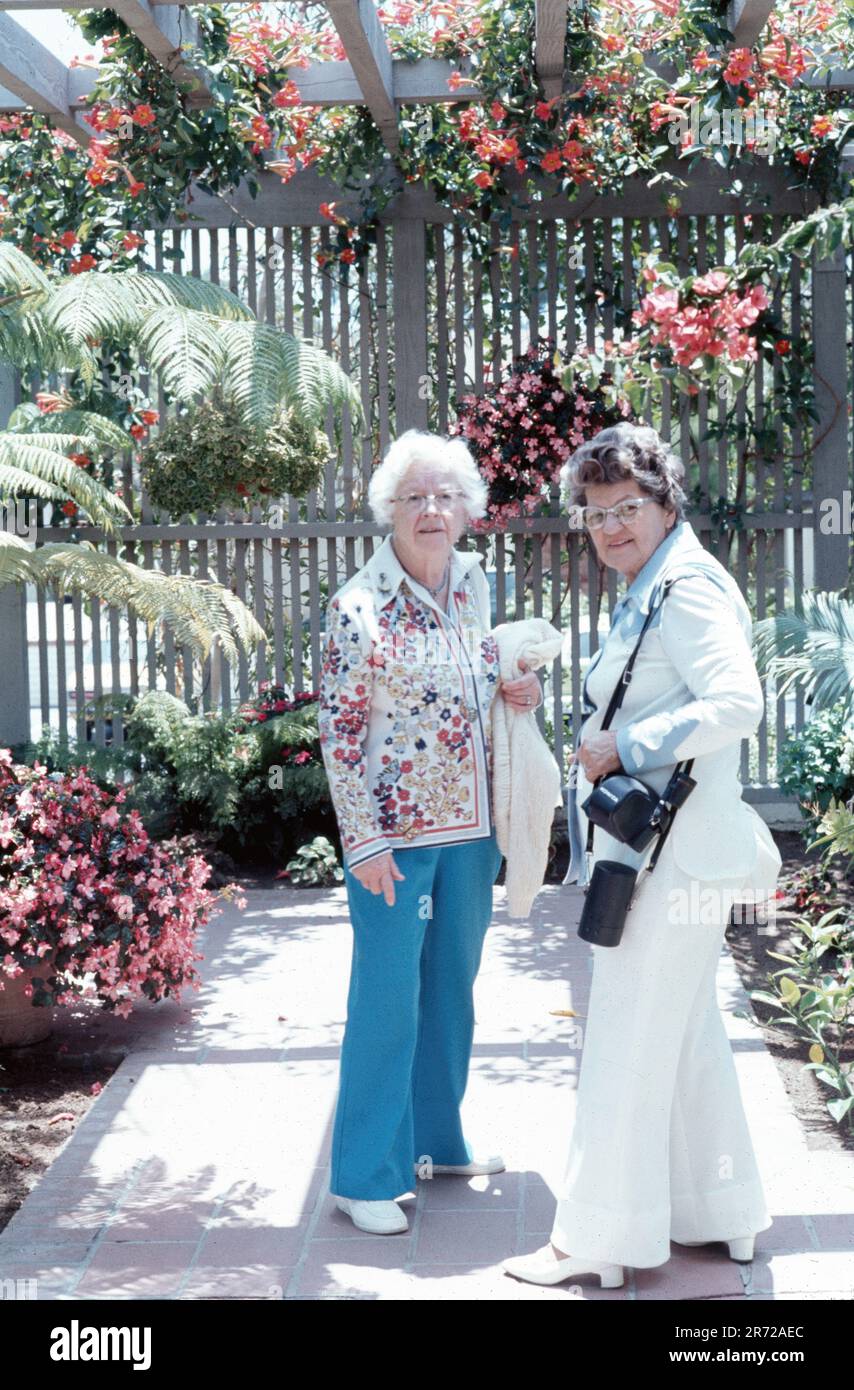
[
  {"xmin": 449, "ymin": 336, "xmax": 634, "ymax": 532},
  {"xmin": 139, "ymin": 388, "xmax": 330, "ymax": 517}
]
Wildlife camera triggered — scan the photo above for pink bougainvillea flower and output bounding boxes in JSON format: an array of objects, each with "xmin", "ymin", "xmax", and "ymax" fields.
[{"xmin": 692, "ymin": 270, "xmax": 732, "ymax": 297}]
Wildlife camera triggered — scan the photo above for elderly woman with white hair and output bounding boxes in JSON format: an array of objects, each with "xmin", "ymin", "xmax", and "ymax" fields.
[{"xmin": 318, "ymin": 427, "xmax": 542, "ymax": 1235}]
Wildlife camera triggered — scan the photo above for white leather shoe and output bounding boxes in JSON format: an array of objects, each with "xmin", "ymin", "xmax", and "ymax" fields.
[
  {"xmin": 416, "ymin": 1155, "xmax": 506, "ymax": 1176},
  {"xmin": 677, "ymin": 1235, "xmax": 755, "ymax": 1261},
  {"xmin": 334, "ymin": 1196, "xmax": 408, "ymax": 1234},
  {"xmin": 503, "ymin": 1243, "xmax": 624, "ymax": 1288}
]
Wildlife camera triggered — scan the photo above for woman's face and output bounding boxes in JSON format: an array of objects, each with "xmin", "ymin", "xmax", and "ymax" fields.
[
  {"xmin": 391, "ymin": 462, "xmax": 468, "ymax": 558},
  {"xmin": 583, "ymin": 477, "xmax": 676, "ymax": 583}
]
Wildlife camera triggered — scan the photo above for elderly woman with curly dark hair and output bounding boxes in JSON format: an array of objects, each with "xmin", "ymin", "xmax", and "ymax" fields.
[{"xmin": 504, "ymin": 421, "xmax": 782, "ymax": 1289}]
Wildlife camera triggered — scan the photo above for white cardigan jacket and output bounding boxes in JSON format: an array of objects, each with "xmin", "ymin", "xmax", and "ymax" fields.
[{"xmin": 491, "ymin": 618, "xmax": 564, "ymax": 918}]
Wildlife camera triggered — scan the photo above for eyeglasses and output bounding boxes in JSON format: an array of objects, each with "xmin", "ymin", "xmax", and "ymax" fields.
[
  {"xmin": 580, "ymin": 497, "xmax": 657, "ymax": 530},
  {"xmin": 393, "ymin": 490, "xmax": 466, "ymax": 514}
]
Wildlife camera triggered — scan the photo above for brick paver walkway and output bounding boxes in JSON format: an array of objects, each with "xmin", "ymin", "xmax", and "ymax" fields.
[{"xmin": 1, "ymin": 881, "xmax": 852, "ymax": 1300}]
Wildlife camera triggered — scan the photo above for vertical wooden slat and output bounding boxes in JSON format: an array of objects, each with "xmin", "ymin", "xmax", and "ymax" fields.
[
  {"xmin": 790, "ymin": 246, "xmax": 805, "ymax": 735},
  {"xmin": 472, "ymin": 239, "xmax": 485, "ymax": 392},
  {"xmin": 36, "ymin": 585, "xmax": 49, "ymax": 733},
  {"xmin": 376, "ymin": 226, "xmax": 391, "ymax": 465},
  {"xmin": 527, "ymin": 222, "xmax": 540, "ymax": 343},
  {"xmin": 510, "ymin": 222, "xmax": 522, "ymax": 359},
  {"xmin": 489, "ymin": 221, "xmax": 502, "ymax": 385},
  {"xmin": 752, "ymin": 214, "xmax": 768, "ymax": 787},
  {"xmin": 565, "ymin": 219, "xmax": 577, "ymax": 358},
  {"xmin": 433, "ymin": 225, "xmax": 449, "ymax": 431}
]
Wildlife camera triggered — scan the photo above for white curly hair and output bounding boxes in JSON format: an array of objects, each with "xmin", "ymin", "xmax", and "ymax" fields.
[{"xmin": 367, "ymin": 428, "xmax": 488, "ymax": 527}]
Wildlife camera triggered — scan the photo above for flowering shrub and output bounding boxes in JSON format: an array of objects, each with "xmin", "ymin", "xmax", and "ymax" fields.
[
  {"xmin": 633, "ymin": 266, "xmax": 770, "ymax": 369},
  {"xmin": 0, "ymin": 750, "xmax": 242, "ymax": 1016},
  {"xmin": 235, "ymin": 683, "xmax": 320, "ymax": 730},
  {"xmin": 27, "ymin": 687, "xmax": 337, "ymax": 865},
  {"xmin": 450, "ymin": 338, "xmax": 633, "ymax": 530}
]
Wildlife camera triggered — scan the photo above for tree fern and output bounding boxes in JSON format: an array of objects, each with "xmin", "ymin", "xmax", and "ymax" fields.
[
  {"xmin": 753, "ymin": 591, "xmax": 854, "ymax": 723},
  {"xmin": 7, "ymin": 539, "xmax": 268, "ymax": 665},
  {"xmin": 0, "ymin": 433, "xmax": 132, "ymax": 531},
  {"xmin": 7, "ymin": 402, "xmax": 130, "ymax": 450},
  {"xmin": 1, "ymin": 251, "xmax": 363, "ymax": 440},
  {"xmin": 134, "ymin": 306, "xmax": 226, "ymax": 400},
  {"xmin": 219, "ymin": 319, "xmax": 363, "ymax": 431}
]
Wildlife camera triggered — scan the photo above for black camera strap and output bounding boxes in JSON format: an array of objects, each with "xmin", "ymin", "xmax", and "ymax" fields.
[{"xmin": 582, "ymin": 574, "xmax": 695, "ymax": 871}]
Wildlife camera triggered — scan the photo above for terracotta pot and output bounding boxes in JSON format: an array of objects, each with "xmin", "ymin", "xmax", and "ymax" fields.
[{"xmin": 0, "ymin": 953, "xmax": 57, "ymax": 1048}]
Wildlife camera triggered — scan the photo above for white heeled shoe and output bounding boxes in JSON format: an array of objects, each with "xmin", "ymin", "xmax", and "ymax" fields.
[
  {"xmin": 334, "ymin": 1196, "xmax": 409, "ymax": 1234},
  {"xmin": 678, "ymin": 1235, "xmax": 755, "ymax": 1261},
  {"xmin": 503, "ymin": 1243, "xmax": 625, "ymax": 1288},
  {"xmin": 415, "ymin": 1154, "xmax": 506, "ymax": 1176}
]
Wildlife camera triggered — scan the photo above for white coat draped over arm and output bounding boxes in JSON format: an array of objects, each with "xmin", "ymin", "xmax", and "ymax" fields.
[{"xmin": 491, "ymin": 618, "xmax": 564, "ymax": 918}]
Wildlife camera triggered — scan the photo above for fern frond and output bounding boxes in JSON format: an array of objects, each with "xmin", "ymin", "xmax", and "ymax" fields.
[
  {"xmin": 30, "ymin": 543, "xmax": 268, "ymax": 665},
  {"xmin": 754, "ymin": 591, "xmax": 854, "ymax": 720},
  {"xmin": 41, "ymin": 272, "xmax": 143, "ymax": 352},
  {"xmin": 123, "ymin": 271, "xmax": 253, "ymax": 321},
  {"xmin": 0, "ymin": 434, "xmax": 132, "ymax": 531},
  {"xmin": 0, "ymin": 242, "xmax": 52, "ymax": 304},
  {"xmin": 7, "ymin": 403, "xmax": 130, "ymax": 450},
  {"xmin": 134, "ymin": 306, "xmax": 226, "ymax": 400},
  {"xmin": 218, "ymin": 320, "xmax": 363, "ymax": 432},
  {"xmin": 0, "ymin": 530, "xmax": 39, "ymax": 586}
]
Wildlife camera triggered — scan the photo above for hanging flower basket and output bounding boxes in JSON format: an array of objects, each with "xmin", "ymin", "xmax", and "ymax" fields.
[
  {"xmin": 139, "ymin": 387, "xmax": 331, "ymax": 517},
  {"xmin": 450, "ymin": 337, "xmax": 634, "ymax": 533}
]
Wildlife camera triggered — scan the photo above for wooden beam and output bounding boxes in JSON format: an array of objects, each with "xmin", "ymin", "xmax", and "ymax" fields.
[
  {"xmin": 535, "ymin": 0, "xmax": 567, "ymax": 101},
  {"xmin": 0, "ymin": 12, "xmax": 87, "ymax": 143},
  {"xmin": 726, "ymin": 0, "xmax": 777, "ymax": 49},
  {"xmin": 324, "ymin": 0, "xmax": 398, "ymax": 153},
  {"xmin": 109, "ymin": 1, "xmax": 211, "ymax": 105},
  {"xmin": 158, "ymin": 155, "xmax": 822, "ymax": 229}
]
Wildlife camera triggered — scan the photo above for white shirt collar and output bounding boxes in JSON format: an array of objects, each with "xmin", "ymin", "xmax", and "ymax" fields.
[{"xmin": 362, "ymin": 532, "xmax": 484, "ymax": 614}]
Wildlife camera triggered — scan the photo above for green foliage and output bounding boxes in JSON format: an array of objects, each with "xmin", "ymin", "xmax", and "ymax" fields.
[
  {"xmin": 808, "ymin": 796, "xmax": 854, "ymax": 879},
  {"xmin": 754, "ymin": 588, "xmax": 854, "ymax": 724},
  {"xmin": 777, "ymin": 701, "xmax": 854, "ymax": 828},
  {"xmin": 284, "ymin": 836, "xmax": 344, "ymax": 887},
  {"xmin": 139, "ymin": 388, "xmax": 330, "ymax": 516},
  {"xmin": 751, "ymin": 907, "xmax": 854, "ymax": 1133},
  {"xmin": 17, "ymin": 688, "xmax": 337, "ymax": 867}
]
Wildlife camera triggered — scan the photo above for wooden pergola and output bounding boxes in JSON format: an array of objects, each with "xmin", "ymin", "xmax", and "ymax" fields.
[
  {"xmin": 0, "ymin": 1, "xmax": 850, "ymax": 151},
  {"xmin": 0, "ymin": 2, "xmax": 851, "ymax": 779}
]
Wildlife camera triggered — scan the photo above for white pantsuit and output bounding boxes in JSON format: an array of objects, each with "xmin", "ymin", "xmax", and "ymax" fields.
[{"xmin": 554, "ymin": 521, "xmax": 781, "ymax": 1268}]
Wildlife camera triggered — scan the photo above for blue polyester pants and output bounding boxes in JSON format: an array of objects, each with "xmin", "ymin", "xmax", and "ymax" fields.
[{"xmin": 330, "ymin": 832, "xmax": 503, "ymax": 1200}]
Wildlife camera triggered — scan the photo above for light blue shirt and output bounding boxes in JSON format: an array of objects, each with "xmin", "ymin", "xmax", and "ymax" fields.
[{"xmin": 564, "ymin": 519, "xmax": 763, "ymax": 886}]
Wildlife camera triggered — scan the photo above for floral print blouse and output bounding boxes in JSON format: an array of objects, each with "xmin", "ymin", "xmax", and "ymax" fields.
[{"xmin": 318, "ymin": 534, "xmax": 500, "ymax": 869}]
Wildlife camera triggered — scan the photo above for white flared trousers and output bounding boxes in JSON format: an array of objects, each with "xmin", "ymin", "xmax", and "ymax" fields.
[{"xmin": 551, "ymin": 844, "xmax": 773, "ymax": 1268}]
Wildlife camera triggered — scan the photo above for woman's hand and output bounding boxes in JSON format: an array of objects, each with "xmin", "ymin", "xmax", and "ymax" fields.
[
  {"xmin": 499, "ymin": 661, "xmax": 542, "ymax": 712},
  {"xmin": 351, "ymin": 851, "xmax": 406, "ymax": 907},
  {"xmin": 576, "ymin": 730, "xmax": 622, "ymax": 781}
]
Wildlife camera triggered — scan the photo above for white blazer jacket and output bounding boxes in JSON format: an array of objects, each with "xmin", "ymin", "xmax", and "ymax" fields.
[{"xmin": 564, "ymin": 520, "xmax": 782, "ymax": 892}]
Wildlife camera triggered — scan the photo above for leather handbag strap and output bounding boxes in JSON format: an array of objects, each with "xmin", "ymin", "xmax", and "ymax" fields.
[{"xmin": 583, "ymin": 574, "xmax": 695, "ymax": 864}]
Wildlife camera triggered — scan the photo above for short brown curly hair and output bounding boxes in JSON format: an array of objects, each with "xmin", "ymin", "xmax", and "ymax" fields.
[{"xmin": 560, "ymin": 422, "xmax": 687, "ymax": 520}]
